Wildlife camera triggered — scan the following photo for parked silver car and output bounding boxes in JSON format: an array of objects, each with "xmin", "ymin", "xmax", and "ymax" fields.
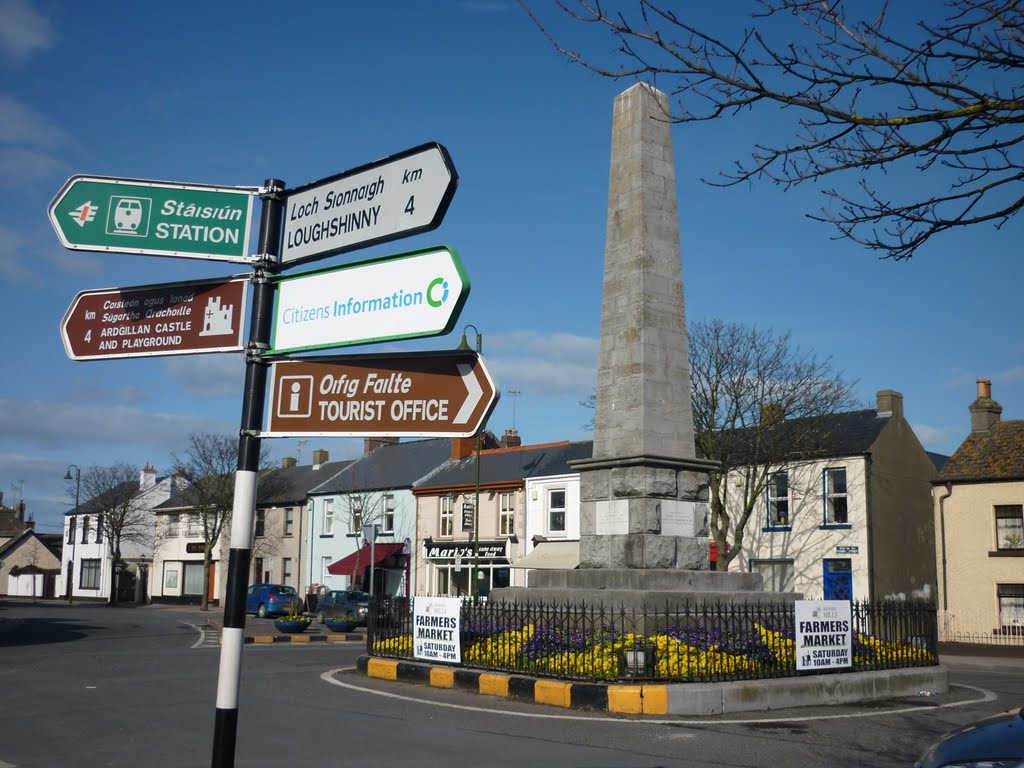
[{"xmin": 316, "ymin": 590, "xmax": 369, "ymax": 625}]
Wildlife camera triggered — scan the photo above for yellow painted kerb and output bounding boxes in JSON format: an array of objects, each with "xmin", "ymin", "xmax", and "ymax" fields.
[
  {"xmin": 607, "ymin": 685, "xmax": 644, "ymax": 714},
  {"xmin": 641, "ymin": 685, "xmax": 668, "ymax": 715},
  {"xmin": 367, "ymin": 658, "xmax": 399, "ymax": 681},
  {"xmin": 534, "ymin": 679, "xmax": 572, "ymax": 708},
  {"xmin": 430, "ymin": 668, "xmax": 455, "ymax": 689},
  {"xmin": 252, "ymin": 636, "xmax": 274, "ymax": 645},
  {"xmin": 479, "ymin": 673, "xmax": 510, "ymax": 698}
]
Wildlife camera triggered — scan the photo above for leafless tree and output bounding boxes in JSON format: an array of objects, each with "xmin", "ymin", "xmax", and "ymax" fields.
[
  {"xmin": 521, "ymin": 0, "xmax": 1023, "ymax": 259},
  {"xmin": 333, "ymin": 487, "xmax": 408, "ymax": 593},
  {"xmin": 78, "ymin": 463, "xmax": 151, "ymax": 605},
  {"xmin": 582, "ymin": 318, "xmax": 858, "ymax": 569},
  {"xmin": 171, "ymin": 434, "xmax": 240, "ymax": 611}
]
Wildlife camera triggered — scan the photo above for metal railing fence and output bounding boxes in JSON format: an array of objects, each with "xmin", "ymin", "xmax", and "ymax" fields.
[{"xmin": 368, "ymin": 596, "xmax": 938, "ymax": 683}]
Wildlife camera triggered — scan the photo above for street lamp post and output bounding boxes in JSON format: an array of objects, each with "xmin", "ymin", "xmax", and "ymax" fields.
[
  {"xmin": 457, "ymin": 325, "xmax": 484, "ymax": 602},
  {"xmin": 63, "ymin": 464, "xmax": 81, "ymax": 602}
]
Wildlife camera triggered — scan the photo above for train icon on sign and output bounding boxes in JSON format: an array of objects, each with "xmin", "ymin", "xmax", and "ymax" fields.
[
  {"xmin": 106, "ymin": 196, "xmax": 152, "ymax": 237},
  {"xmin": 276, "ymin": 375, "xmax": 314, "ymax": 418}
]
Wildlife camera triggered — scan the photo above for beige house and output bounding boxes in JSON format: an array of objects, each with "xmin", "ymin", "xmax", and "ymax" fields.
[
  {"xmin": 0, "ymin": 530, "xmax": 62, "ymax": 598},
  {"xmin": 934, "ymin": 379, "xmax": 1024, "ymax": 644}
]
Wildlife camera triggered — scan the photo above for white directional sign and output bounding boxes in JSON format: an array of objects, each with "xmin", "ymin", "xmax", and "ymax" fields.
[
  {"xmin": 280, "ymin": 142, "xmax": 458, "ymax": 266},
  {"xmin": 269, "ymin": 246, "xmax": 469, "ymax": 355}
]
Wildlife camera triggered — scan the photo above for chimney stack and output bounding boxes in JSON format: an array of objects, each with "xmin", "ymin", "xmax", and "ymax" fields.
[
  {"xmin": 312, "ymin": 449, "xmax": 329, "ymax": 466},
  {"xmin": 759, "ymin": 403, "xmax": 785, "ymax": 426},
  {"xmin": 876, "ymin": 390, "xmax": 904, "ymax": 419},
  {"xmin": 970, "ymin": 378, "xmax": 1002, "ymax": 433},
  {"xmin": 500, "ymin": 428, "xmax": 522, "ymax": 448},
  {"xmin": 281, "ymin": 457, "xmax": 297, "ymax": 469},
  {"xmin": 140, "ymin": 463, "xmax": 156, "ymax": 491},
  {"xmin": 17, "ymin": 499, "xmax": 26, "ymax": 522},
  {"xmin": 451, "ymin": 437, "xmax": 477, "ymax": 460},
  {"xmin": 363, "ymin": 437, "xmax": 400, "ymax": 457}
]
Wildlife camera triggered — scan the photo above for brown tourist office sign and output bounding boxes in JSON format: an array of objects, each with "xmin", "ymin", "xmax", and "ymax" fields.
[
  {"xmin": 60, "ymin": 276, "xmax": 249, "ymax": 361},
  {"xmin": 263, "ymin": 350, "xmax": 498, "ymax": 439}
]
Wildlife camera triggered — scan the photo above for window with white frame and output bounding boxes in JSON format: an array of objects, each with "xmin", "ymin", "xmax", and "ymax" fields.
[
  {"xmin": 998, "ymin": 584, "xmax": 1024, "ymax": 631},
  {"xmin": 80, "ymin": 559, "xmax": 101, "ymax": 590},
  {"xmin": 750, "ymin": 559, "xmax": 795, "ymax": 592},
  {"xmin": 283, "ymin": 557, "xmax": 293, "ymax": 585},
  {"xmin": 440, "ymin": 496, "xmax": 454, "ymax": 537},
  {"xmin": 81, "ymin": 515, "xmax": 90, "ymax": 543},
  {"xmin": 995, "ymin": 505, "xmax": 1024, "ymax": 550},
  {"xmin": 321, "ymin": 556, "xmax": 331, "ymax": 583},
  {"xmin": 186, "ymin": 513, "xmax": 201, "ymax": 537},
  {"xmin": 548, "ymin": 489, "xmax": 566, "ymax": 533},
  {"xmin": 254, "ymin": 509, "xmax": 266, "ymax": 538},
  {"xmin": 767, "ymin": 472, "xmax": 790, "ymax": 527},
  {"xmin": 382, "ymin": 495, "xmax": 395, "ymax": 533},
  {"xmin": 96, "ymin": 514, "xmax": 103, "ymax": 543},
  {"xmin": 284, "ymin": 508, "xmax": 294, "ymax": 537},
  {"xmin": 499, "ymin": 492, "xmax": 515, "ymax": 536},
  {"xmin": 824, "ymin": 468, "xmax": 848, "ymax": 525},
  {"xmin": 322, "ymin": 499, "xmax": 334, "ymax": 536},
  {"xmin": 350, "ymin": 497, "xmax": 363, "ymax": 533},
  {"xmin": 67, "ymin": 517, "xmax": 75, "ymax": 544},
  {"xmin": 168, "ymin": 513, "xmax": 180, "ymax": 537}
]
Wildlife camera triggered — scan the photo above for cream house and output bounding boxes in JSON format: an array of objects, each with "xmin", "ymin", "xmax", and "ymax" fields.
[{"xmin": 934, "ymin": 379, "xmax": 1024, "ymax": 644}]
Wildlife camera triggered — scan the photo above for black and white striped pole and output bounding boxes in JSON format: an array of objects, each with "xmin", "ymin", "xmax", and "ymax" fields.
[{"xmin": 211, "ymin": 178, "xmax": 284, "ymax": 768}]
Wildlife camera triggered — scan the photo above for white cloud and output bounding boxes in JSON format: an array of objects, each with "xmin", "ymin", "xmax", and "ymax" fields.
[
  {"xmin": 486, "ymin": 330, "xmax": 598, "ymax": 397},
  {"xmin": 162, "ymin": 354, "xmax": 247, "ymax": 398},
  {"xmin": 0, "ymin": 0, "xmax": 55, "ymax": 62},
  {"xmin": 910, "ymin": 422, "xmax": 957, "ymax": 454},
  {"xmin": 0, "ymin": 226, "xmax": 34, "ymax": 283},
  {"xmin": 0, "ymin": 399, "xmax": 234, "ymax": 452},
  {"xmin": 0, "ymin": 145, "xmax": 68, "ymax": 179},
  {"xmin": 0, "ymin": 94, "xmax": 65, "ymax": 147}
]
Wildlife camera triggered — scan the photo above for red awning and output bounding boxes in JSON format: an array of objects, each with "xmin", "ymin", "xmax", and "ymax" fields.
[{"xmin": 327, "ymin": 543, "xmax": 404, "ymax": 576}]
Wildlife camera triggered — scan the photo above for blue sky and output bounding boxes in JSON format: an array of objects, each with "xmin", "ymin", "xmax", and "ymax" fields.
[{"xmin": 1, "ymin": 1, "xmax": 1021, "ymax": 536}]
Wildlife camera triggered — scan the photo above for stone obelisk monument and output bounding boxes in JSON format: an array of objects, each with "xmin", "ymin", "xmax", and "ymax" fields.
[
  {"xmin": 573, "ymin": 82, "xmax": 717, "ymax": 572},
  {"xmin": 492, "ymin": 83, "xmax": 765, "ymax": 607}
]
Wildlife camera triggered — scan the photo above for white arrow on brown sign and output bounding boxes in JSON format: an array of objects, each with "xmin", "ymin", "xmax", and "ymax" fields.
[{"xmin": 263, "ymin": 350, "xmax": 499, "ymax": 439}]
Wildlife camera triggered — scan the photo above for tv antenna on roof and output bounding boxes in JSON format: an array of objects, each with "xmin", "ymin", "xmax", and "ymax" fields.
[{"xmin": 507, "ymin": 388, "xmax": 521, "ymax": 430}]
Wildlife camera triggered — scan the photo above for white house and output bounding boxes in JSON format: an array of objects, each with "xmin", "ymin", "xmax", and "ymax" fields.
[{"xmin": 60, "ymin": 464, "xmax": 178, "ymax": 603}]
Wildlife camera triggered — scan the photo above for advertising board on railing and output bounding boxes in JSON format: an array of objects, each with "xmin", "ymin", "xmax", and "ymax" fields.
[
  {"xmin": 413, "ymin": 596, "xmax": 461, "ymax": 664},
  {"xmin": 795, "ymin": 600, "xmax": 853, "ymax": 671}
]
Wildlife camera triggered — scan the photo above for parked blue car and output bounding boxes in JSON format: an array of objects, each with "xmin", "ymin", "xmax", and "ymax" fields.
[{"xmin": 245, "ymin": 583, "xmax": 303, "ymax": 618}]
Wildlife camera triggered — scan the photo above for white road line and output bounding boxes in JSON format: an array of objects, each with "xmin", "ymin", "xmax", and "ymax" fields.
[
  {"xmin": 180, "ymin": 620, "xmax": 216, "ymax": 649},
  {"xmin": 320, "ymin": 667, "xmax": 997, "ymax": 726}
]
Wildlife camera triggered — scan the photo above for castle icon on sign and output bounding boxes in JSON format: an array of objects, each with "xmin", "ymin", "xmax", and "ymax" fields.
[{"xmin": 199, "ymin": 296, "xmax": 234, "ymax": 337}]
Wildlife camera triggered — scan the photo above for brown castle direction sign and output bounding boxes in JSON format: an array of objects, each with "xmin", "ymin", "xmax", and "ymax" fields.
[
  {"xmin": 61, "ymin": 276, "xmax": 248, "ymax": 360},
  {"xmin": 264, "ymin": 350, "xmax": 498, "ymax": 438}
]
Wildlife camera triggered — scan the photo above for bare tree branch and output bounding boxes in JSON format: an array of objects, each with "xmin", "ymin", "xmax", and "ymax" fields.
[{"xmin": 521, "ymin": 0, "xmax": 1023, "ymax": 258}]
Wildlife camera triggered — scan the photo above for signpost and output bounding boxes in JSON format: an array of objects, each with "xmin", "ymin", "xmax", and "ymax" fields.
[
  {"xmin": 264, "ymin": 350, "xmax": 498, "ymax": 438},
  {"xmin": 49, "ymin": 175, "xmax": 257, "ymax": 262},
  {"xmin": 60, "ymin": 276, "xmax": 248, "ymax": 360},
  {"xmin": 269, "ymin": 246, "xmax": 469, "ymax": 355},
  {"xmin": 280, "ymin": 142, "xmax": 458, "ymax": 266}
]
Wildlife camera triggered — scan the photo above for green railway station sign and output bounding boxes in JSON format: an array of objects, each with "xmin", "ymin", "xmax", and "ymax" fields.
[{"xmin": 49, "ymin": 175, "xmax": 258, "ymax": 263}]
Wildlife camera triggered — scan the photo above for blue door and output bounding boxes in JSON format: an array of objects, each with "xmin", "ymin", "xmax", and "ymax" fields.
[{"xmin": 823, "ymin": 558, "xmax": 853, "ymax": 600}]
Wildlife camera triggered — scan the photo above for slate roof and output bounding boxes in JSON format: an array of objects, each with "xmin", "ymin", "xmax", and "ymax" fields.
[
  {"xmin": 311, "ymin": 438, "xmax": 456, "ymax": 495},
  {"xmin": 64, "ymin": 478, "xmax": 157, "ymax": 516},
  {"xmin": 257, "ymin": 460, "xmax": 354, "ymax": 505},
  {"xmin": 702, "ymin": 409, "xmax": 891, "ymax": 465},
  {"xmin": 937, "ymin": 420, "xmax": 1024, "ymax": 483},
  {"xmin": 415, "ymin": 440, "xmax": 594, "ymax": 490},
  {"xmin": 0, "ymin": 530, "xmax": 63, "ymax": 561}
]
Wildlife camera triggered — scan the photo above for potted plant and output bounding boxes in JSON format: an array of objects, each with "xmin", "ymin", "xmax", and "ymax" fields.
[
  {"xmin": 324, "ymin": 616, "xmax": 359, "ymax": 633},
  {"xmin": 274, "ymin": 602, "xmax": 311, "ymax": 634}
]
